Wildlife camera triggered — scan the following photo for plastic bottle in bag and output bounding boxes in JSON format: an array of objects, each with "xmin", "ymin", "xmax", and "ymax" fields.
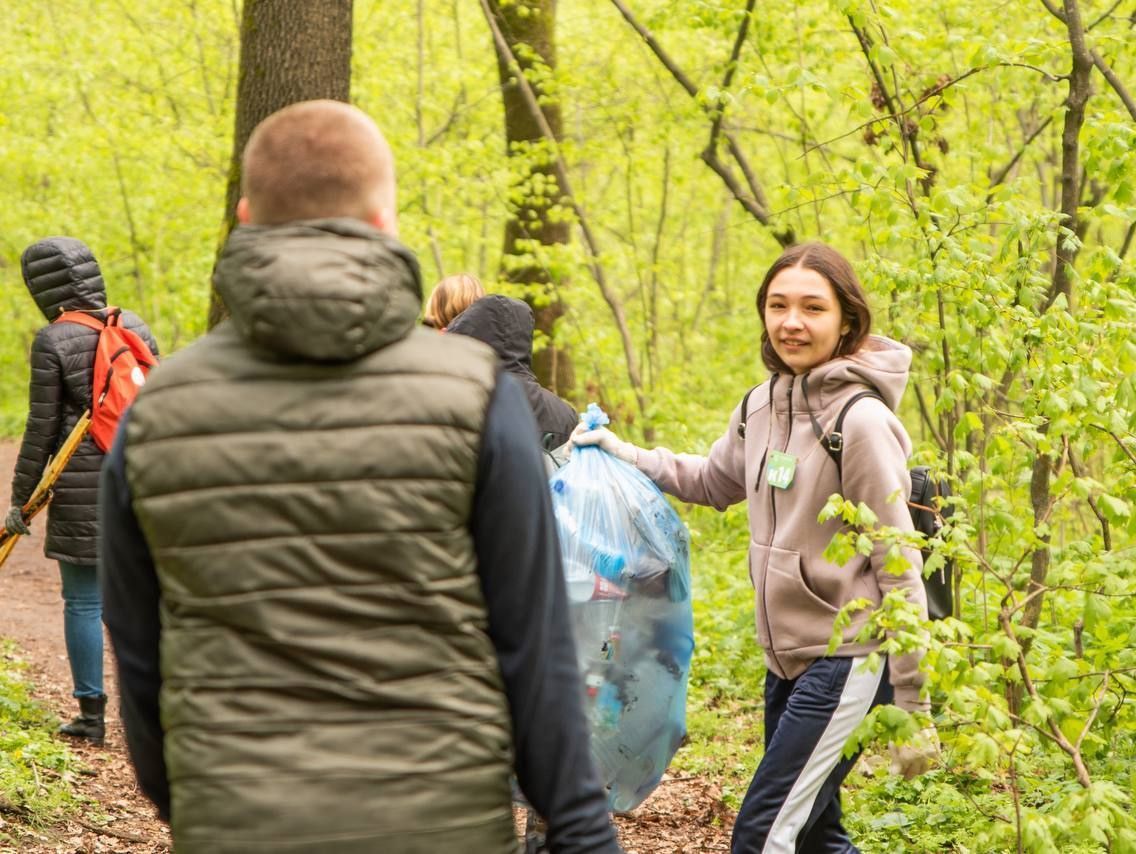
[{"xmin": 549, "ymin": 404, "xmax": 694, "ymax": 812}]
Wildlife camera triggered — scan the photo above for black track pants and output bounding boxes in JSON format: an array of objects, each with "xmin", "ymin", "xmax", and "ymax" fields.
[{"xmin": 731, "ymin": 656, "xmax": 893, "ymax": 854}]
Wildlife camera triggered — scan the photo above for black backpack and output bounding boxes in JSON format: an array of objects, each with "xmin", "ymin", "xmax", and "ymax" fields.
[{"xmin": 740, "ymin": 386, "xmax": 954, "ymax": 620}]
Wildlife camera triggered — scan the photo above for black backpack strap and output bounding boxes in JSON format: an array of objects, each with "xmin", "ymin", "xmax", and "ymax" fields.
[
  {"xmin": 825, "ymin": 390, "xmax": 885, "ymax": 480},
  {"xmin": 737, "ymin": 377, "xmax": 774, "ymax": 439},
  {"xmin": 802, "ymin": 373, "xmax": 829, "ymax": 448}
]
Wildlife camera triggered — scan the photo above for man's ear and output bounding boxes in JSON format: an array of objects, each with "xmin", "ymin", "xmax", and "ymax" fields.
[
  {"xmin": 236, "ymin": 197, "xmax": 251, "ymax": 225},
  {"xmin": 370, "ymin": 206, "xmax": 398, "ymax": 238}
]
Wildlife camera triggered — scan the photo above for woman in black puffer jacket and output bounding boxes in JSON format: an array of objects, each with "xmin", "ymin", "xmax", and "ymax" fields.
[
  {"xmin": 6, "ymin": 237, "xmax": 159, "ymax": 744},
  {"xmin": 446, "ymin": 294, "xmax": 579, "ymax": 451}
]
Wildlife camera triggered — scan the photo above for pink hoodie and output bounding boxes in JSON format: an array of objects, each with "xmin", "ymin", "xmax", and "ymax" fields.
[{"xmin": 636, "ymin": 336, "xmax": 928, "ymax": 711}]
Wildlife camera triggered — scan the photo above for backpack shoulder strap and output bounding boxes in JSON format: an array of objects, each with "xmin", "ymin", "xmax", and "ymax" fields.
[
  {"xmin": 55, "ymin": 310, "xmax": 105, "ymax": 332},
  {"xmin": 825, "ymin": 390, "xmax": 886, "ymax": 480},
  {"xmin": 736, "ymin": 383, "xmax": 763, "ymax": 439}
]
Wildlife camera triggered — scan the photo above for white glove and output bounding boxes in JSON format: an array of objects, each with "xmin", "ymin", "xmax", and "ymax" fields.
[
  {"xmin": 888, "ymin": 724, "xmax": 941, "ymax": 780},
  {"xmin": 568, "ymin": 422, "xmax": 639, "ymax": 465}
]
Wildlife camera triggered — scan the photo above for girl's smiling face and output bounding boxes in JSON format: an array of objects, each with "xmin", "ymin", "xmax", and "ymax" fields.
[{"xmin": 763, "ymin": 266, "xmax": 850, "ymax": 375}]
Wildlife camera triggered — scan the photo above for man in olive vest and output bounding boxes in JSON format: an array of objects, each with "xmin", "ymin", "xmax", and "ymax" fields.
[{"xmin": 98, "ymin": 100, "xmax": 621, "ymax": 854}]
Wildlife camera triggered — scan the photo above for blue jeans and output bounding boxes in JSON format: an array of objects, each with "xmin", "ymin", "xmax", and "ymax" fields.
[{"xmin": 58, "ymin": 561, "xmax": 104, "ymax": 698}]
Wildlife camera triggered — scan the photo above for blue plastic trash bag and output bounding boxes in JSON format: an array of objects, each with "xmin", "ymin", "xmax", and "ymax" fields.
[{"xmin": 549, "ymin": 404, "xmax": 694, "ymax": 812}]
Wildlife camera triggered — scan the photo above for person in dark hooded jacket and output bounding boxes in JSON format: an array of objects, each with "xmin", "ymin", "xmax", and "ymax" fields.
[
  {"xmin": 5, "ymin": 237, "xmax": 158, "ymax": 745},
  {"xmin": 447, "ymin": 294, "xmax": 579, "ymax": 451}
]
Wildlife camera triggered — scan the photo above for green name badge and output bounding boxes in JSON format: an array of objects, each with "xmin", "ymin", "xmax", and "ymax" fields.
[{"xmin": 766, "ymin": 450, "xmax": 797, "ymax": 489}]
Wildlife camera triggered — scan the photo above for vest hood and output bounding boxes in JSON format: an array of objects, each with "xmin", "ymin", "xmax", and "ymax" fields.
[
  {"xmin": 214, "ymin": 219, "xmax": 422, "ymax": 362},
  {"xmin": 21, "ymin": 237, "xmax": 109, "ymax": 321},
  {"xmin": 445, "ymin": 294, "xmax": 535, "ymax": 374}
]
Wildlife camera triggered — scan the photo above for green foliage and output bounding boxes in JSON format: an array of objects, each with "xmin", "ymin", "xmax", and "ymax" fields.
[
  {"xmin": 670, "ymin": 503, "xmax": 764, "ymax": 808},
  {"xmin": 3, "ymin": 0, "xmax": 1134, "ymax": 848},
  {"xmin": 1, "ymin": 2, "xmax": 230, "ymax": 426},
  {"xmin": 0, "ymin": 643, "xmax": 79, "ymax": 831}
]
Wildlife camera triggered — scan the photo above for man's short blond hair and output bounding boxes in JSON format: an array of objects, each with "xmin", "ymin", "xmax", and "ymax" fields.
[{"xmin": 241, "ymin": 100, "xmax": 395, "ymax": 225}]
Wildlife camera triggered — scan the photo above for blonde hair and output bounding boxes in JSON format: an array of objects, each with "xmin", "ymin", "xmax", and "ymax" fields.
[
  {"xmin": 424, "ymin": 274, "xmax": 485, "ymax": 329},
  {"xmin": 241, "ymin": 100, "xmax": 395, "ymax": 225}
]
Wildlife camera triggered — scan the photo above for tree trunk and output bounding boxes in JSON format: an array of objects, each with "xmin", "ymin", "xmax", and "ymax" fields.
[
  {"xmin": 486, "ymin": 0, "xmax": 574, "ymax": 396},
  {"xmin": 1020, "ymin": 0, "xmax": 1093, "ymax": 667},
  {"xmin": 208, "ymin": 0, "xmax": 354, "ymax": 329}
]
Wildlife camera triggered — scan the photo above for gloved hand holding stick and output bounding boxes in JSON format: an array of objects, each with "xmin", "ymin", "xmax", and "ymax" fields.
[{"xmin": 0, "ymin": 412, "xmax": 91, "ymax": 568}]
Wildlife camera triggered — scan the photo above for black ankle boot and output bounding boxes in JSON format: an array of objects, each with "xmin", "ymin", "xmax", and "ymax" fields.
[{"xmin": 59, "ymin": 694, "xmax": 106, "ymax": 746}]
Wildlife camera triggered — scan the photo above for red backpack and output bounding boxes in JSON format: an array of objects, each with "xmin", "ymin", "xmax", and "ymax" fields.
[{"xmin": 54, "ymin": 307, "xmax": 156, "ymax": 452}]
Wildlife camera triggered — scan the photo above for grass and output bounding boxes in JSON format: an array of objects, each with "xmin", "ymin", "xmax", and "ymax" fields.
[
  {"xmin": 670, "ymin": 504, "xmax": 764, "ymax": 807},
  {"xmin": 0, "ymin": 408, "xmax": 24, "ymax": 440},
  {"xmin": 0, "ymin": 641, "xmax": 80, "ymax": 841}
]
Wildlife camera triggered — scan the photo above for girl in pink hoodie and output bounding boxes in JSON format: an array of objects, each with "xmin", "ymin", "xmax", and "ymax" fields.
[{"xmin": 573, "ymin": 242, "xmax": 935, "ymax": 854}]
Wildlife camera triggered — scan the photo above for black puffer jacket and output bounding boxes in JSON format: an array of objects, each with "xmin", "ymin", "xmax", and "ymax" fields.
[
  {"xmin": 11, "ymin": 237, "xmax": 159, "ymax": 564},
  {"xmin": 447, "ymin": 295, "xmax": 578, "ymax": 450}
]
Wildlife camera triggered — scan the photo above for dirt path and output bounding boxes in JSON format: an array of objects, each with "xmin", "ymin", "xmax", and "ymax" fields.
[
  {"xmin": 0, "ymin": 441, "xmax": 733, "ymax": 853},
  {"xmin": 1, "ymin": 443, "xmax": 171, "ymax": 853}
]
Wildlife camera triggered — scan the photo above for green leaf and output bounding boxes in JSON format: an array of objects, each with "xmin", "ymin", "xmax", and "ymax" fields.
[
  {"xmin": 1097, "ymin": 494, "xmax": 1131, "ymax": 522},
  {"xmin": 875, "ymin": 44, "xmax": 898, "ymax": 68},
  {"xmin": 991, "ymin": 633, "xmax": 1021, "ymax": 660},
  {"xmin": 1083, "ymin": 593, "xmax": 1111, "ymax": 633}
]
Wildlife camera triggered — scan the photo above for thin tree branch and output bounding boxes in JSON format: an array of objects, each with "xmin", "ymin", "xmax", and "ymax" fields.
[
  {"xmin": 609, "ymin": 0, "xmax": 793, "ymax": 245},
  {"xmin": 698, "ymin": 147, "xmax": 782, "ymax": 235},
  {"xmin": 1091, "ymin": 49, "xmax": 1136, "ymax": 120},
  {"xmin": 416, "ymin": 0, "xmax": 445, "ymax": 278},
  {"xmin": 646, "ymin": 145, "xmax": 671, "ymax": 391},
  {"xmin": 1008, "ymin": 748, "xmax": 1026, "ymax": 853},
  {"xmin": 847, "ymin": 16, "xmax": 933, "ymax": 201},
  {"xmin": 74, "ymin": 86, "xmax": 147, "ymax": 309},
  {"xmin": 803, "ymin": 65, "xmax": 985, "ymax": 155},
  {"xmin": 480, "ymin": 0, "xmax": 648, "ymax": 419},
  {"xmin": 1091, "ymin": 425, "xmax": 1136, "ymax": 465},
  {"xmin": 708, "ymin": 0, "xmax": 756, "ymax": 147},
  {"xmin": 1067, "ymin": 447, "xmax": 1111, "ymax": 550},
  {"xmin": 73, "ymin": 818, "xmax": 152, "ymax": 844},
  {"xmin": 1118, "ymin": 220, "xmax": 1136, "ymax": 261},
  {"xmin": 423, "ymin": 89, "xmax": 470, "ymax": 146},
  {"xmin": 913, "ymin": 382, "xmax": 949, "ymax": 450},
  {"xmin": 689, "ymin": 199, "xmax": 730, "ymax": 338},
  {"xmin": 1089, "ymin": 0, "xmax": 1125, "ymax": 28},
  {"xmin": 989, "ymin": 116, "xmax": 1054, "ymax": 190},
  {"xmin": 1075, "ymin": 671, "xmax": 1110, "ymax": 751},
  {"xmin": 848, "ymin": 17, "xmax": 900, "ymax": 116},
  {"xmin": 609, "ymin": 0, "xmax": 697, "ymax": 97},
  {"xmin": 999, "ymin": 611, "xmax": 1093, "ymax": 787},
  {"xmin": 189, "ymin": 0, "xmax": 217, "ymax": 116},
  {"xmin": 705, "ymin": 0, "xmax": 769, "ymax": 223},
  {"xmin": 807, "ymin": 50, "xmax": 1058, "ymax": 167},
  {"xmin": 1002, "ymin": 578, "xmax": 1055, "ymax": 620}
]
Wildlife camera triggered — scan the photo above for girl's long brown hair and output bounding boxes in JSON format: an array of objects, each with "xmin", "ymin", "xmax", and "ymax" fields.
[{"xmin": 755, "ymin": 243, "xmax": 872, "ymax": 374}]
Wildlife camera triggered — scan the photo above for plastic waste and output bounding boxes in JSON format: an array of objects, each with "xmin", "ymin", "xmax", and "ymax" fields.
[{"xmin": 550, "ymin": 404, "xmax": 694, "ymax": 812}]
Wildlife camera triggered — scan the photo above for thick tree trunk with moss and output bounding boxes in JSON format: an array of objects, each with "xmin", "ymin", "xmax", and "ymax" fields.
[
  {"xmin": 487, "ymin": 0, "xmax": 574, "ymax": 396},
  {"xmin": 208, "ymin": 0, "xmax": 353, "ymax": 329}
]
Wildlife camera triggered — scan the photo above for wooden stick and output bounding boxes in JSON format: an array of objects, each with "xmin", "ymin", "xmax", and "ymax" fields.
[{"xmin": 0, "ymin": 413, "xmax": 92, "ymax": 569}]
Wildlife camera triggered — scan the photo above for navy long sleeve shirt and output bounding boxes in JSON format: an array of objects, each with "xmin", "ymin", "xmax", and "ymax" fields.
[{"xmin": 98, "ymin": 372, "xmax": 620, "ymax": 854}]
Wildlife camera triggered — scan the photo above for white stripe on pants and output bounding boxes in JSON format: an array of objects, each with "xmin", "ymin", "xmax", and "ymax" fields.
[{"xmin": 762, "ymin": 656, "xmax": 884, "ymax": 853}]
